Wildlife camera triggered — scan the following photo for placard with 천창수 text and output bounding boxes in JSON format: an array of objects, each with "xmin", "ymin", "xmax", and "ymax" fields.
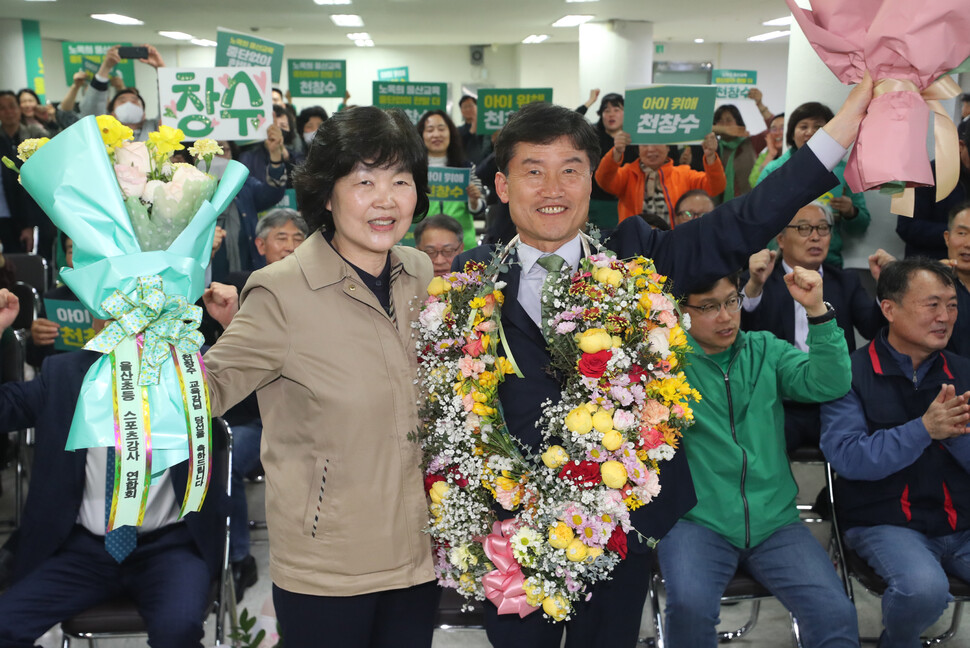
[
  {"xmin": 712, "ymin": 69, "xmax": 757, "ymax": 99},
  {"xmin": 428, "ymin": 166, "xmax": 470, "ymax": 202},
  {"xmin": 44, "ymin": 298, "xmax": 96, "ymax": 352},
  {"xmin": 214, "ymin": 27, "xmax": 284, "ymax": 83},
  {"xmin": 288, "ymin": 59, "xmax": 346, "ymax": 98},
  {"xmin": 622, "ymin": 85, "xmax": 717, "ymax": 145},
  {"xmin": 158, "ymin": 67, "xmax": 273, "ymax": 141},
  {"xmin": 372, "ymin": 81, "xmax": 447, "ymax": 124},
  {"xmin": 476, "ymin": 88, "xmax": 552, "ymax": 134}
]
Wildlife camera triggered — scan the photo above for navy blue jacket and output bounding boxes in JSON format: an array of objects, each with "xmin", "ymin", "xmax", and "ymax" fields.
[
  {"xmin": 896, "ymin": 161, "xmax": 969, "ymax": 260},
  {"xmin": 455, "ymin": 143, "xmax": 840, "ymax": 543},
  {"xmin": 741, "ymin": 262, "xmax": 883, "ymax": 353},
  {"xmin": 834, "ymin": 337, "xmax": 970, "ymax": 536},
  {"xmin": 0, "ymin": 351, "xmax": 227, "ymax": 583}
]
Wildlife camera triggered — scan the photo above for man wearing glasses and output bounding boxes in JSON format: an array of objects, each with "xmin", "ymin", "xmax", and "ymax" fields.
[
  {"xmin": 655, "ymin": 267, "xmax": 859, "ymax": 647},
  {"xmin": 414, "ymin": 214, "xmax": 465, "ymax": 277},
  {"xmin": 741, "ymin": 201, "xmax": 886, "ymax": 451}
]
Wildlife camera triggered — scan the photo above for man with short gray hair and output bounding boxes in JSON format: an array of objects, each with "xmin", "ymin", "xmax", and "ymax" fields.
[{"xmin": 254, "ymin": 208, "xmax": 308, "ymax": 265}]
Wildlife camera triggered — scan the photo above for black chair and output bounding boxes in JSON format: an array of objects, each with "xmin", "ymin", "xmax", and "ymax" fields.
[
  {"xmin": 60, "ymin": 417, "xmax": 236, "ymax": 646},
  {"xmin": 0, "ymin": 328, "xmax": 27, "ymax": 530},
  {"xmin": 6, "ymin": 253, "xmax": 48, "ymax": 295},
  {"xmin": 435, "ymin": 588, "xmax": 485, "ymax": 630},
  {"xmin": 828, "ymin": 461, "xmax": 970, "ymax": 646},
  {"xmin": 9, "ymin": 281, "xmax": 38, "ymax": 334}
]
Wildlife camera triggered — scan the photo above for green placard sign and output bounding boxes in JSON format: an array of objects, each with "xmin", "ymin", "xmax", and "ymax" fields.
[
  {"xmin": 215, "ymin": 27, "xmax": 284, "ymax": 83},
  {"xmin": 61, "ymin": 42, "xmax": 135, "ymax": 88},
  {"xmin": 428, "ymin": 166, "xmax": 470, "ymax": 202},
  {"xmin": 712, "ymin": 69, "xmax": 757, "ymax": 99},
  {"xmin": 22, "ymin": 20, "xmax": 45, "ymax": 102},
  {"xmin": 622, "ymin": 85, "xmax": 716, "ymax": 145},
  {"xmin": 44, "ymin": 298, "xmax": 95, "ymax": 351},
  {"xmin": 372, "ymin": 81, "xmax": 447, "ymax": 124},
  {"xmin": 378, "ymin": 67, "xmax": 409, "ymax": 82},
  {"xmin": 288, "ymin": 59, "xmax": 345, "ymax": 98},
  {"xmin": 476, "ymin": 88, "xmax": 552, "ymax": 134}
]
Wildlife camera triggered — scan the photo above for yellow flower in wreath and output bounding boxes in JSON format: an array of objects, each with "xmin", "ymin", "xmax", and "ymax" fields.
[
  {"xmin": 565, "ymin": 406, "xmax": 593, "ymax": 435},
  {"xmin": 541, "ymin": 445, "xmax": 569, "ymax": 469},
  {"xmin": 565, "ymin": 538, "xmax": 588, "ymax": 562},
  {"xmin": 429, "ymin": 480, "xmax": 449, "ymax": 504},
  {"xmin": 427, "ymin": 276, "xmax": 451, "ymax": 296},
  {"xmin": 575, "ymin": 328, "xmax": 612, "ymax": 354},
  {"xmin": 601, "ymin": 460, "xmax": 628, "ymax": 489},
  {"xmin": 548, "ymin": 521, "xmax": 574, "ymax": 549},
  {"xmin": 542, "ymin": 593, "xmax": 571, "ymax": 621}
]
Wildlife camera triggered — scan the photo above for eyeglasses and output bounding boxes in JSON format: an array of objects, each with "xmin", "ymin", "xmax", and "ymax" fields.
[
  {"xmin": 685, "ymin": 294, "xmax": 744, "ymax": 317},
  {"xmin": 676, "ymin": 210, "xmax": 710, "ymax": 221},
  {"xmin": 419, "ymin": 244, "xmax": 461, "ymax": 259},
  {"xmin": 785, "ymin": 223, "xmax": 832, "ymax": 237}
]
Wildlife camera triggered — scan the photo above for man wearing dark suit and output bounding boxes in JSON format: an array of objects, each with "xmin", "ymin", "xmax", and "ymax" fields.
[
  {"xmin": 0, "ymin": 291, "xmax": 226, "ymax": 648},
  {"xmin": 453, "ymin": 77, "xmax": 873, "ymax": 648},
  {"xmin": 741, "ymin": 201, "xmax": 886, "ymax": 451}
]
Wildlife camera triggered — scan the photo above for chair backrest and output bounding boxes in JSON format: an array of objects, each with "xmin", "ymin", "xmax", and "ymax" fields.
[
  {"xmin": 5, "ymin": 254, "xmax": 48, "ymax": 294},
  {"xmin": 9, "ymin": 282, "xmax": 38, "ymax": 333},
  {"xmin": 0, "ymin": 329, "xmax": 24, "ymax": 384}
]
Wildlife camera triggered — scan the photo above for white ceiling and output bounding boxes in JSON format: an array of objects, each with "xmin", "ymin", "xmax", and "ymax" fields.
[{"xmin": 0, "ymin": 0, "xmax": 789, "ymax": 48}]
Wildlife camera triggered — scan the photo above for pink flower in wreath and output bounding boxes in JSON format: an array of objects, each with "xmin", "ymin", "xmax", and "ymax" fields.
[
  {"xmin": 642, "ymin": 399, "xmax": 670, "ymax": 426},
  {"xmin": 640, "ymin": 426, "xmax": 665, "ymax": 450},
  {"xmin": 462, "ymin": 336, "xmax": 486, "ymax": 358},
  {"xmin": 458, "ymin": 356, "xmax": 486, "ymax": 378},
  {"xmin": 462, "ymin": 392, "xmax": 475, "ymax": 412}
]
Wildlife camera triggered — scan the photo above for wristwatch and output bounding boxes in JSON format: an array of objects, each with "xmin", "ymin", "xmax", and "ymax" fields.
[{"xmin": 807, "ymin": 301, "xmax": 836, "ymax": 325}]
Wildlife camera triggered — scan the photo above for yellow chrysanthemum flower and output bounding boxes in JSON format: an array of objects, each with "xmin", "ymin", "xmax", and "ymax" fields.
[
  {"xmin": 148, "ymin": 125, "xmax": 186, "ymax": 157},
  {"xmin": 16, "ymin": 138, "xmax": 50, "ymax": 162},
  {"xmin": 96, "ymin": 115, "xmax": 133, "ymax": 150},
  {"xmin": 187, "ymin": 138, "xmax": 223, "ymax": 160}
]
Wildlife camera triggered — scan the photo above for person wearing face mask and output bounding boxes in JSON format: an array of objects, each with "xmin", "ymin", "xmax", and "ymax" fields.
[
  {"xmin": 208, "ymin": 141, "xmax": 286, "ymax": 283},
  {"xmin": 755, "ymin": 102, "xmax": 870, "ymax": 268},
  {"xmin": 239, "ymin": 105, "xmax": 304, "ymax": 189},
  {"xmin": 79, "ymin": 44, "xmax": 164, "ymax": 141},
  {"xmin": 295, "ymin": 106, "xmax": 328, "ymax": 152}
]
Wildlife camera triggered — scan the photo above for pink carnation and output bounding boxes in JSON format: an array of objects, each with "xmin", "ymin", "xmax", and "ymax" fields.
[
  {"xmin": 458, "ymin": 356, "xmax": 486, "ymax": 378},
  {"xmin": 640, "ymin": 427, "xmax": 665, "ymax": 449}
]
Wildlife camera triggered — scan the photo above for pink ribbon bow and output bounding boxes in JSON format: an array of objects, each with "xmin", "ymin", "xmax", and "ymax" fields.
[{"xmin": 481, "ymin": 520, "xmax": 540, "ymax": 618}]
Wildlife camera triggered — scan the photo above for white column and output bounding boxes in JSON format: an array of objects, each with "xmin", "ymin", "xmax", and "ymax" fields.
[
  {"xmin": 0, "ymin": 19, "xmax": 28, "ymax": 91},
  {"xmin": 579, "ymin": 20, "xmax": 653, "ymax": 117}
]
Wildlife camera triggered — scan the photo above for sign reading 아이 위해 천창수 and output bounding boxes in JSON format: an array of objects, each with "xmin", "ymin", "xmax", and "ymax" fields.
[
  {"xmin": 476, "ymin": 88, "xmax": 552, "ymax": 134},
  {"xmin": 377, "ymin": 67, "xmax": 409, "ymax": 82},
  {"xmin": 622, "ymin": 85, "xmax": 717, "ymax": 146},
  {"xmin": 44, "ymin": 298, "xmax": 96, "ymax": 352},
  {"xmin": 158, "ymin": 67, "xmax": 272, "ymax": 141},
  {"xmin": 427, "ymin": 166, "xmax": 470, "ymax": 202},
  {"xmin": 372, "ymin": 81, "xmax": 447, "ymax": 124}
]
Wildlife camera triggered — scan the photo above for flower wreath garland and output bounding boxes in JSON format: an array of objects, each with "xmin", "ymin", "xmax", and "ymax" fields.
[{"xmin": 414, "ymin": 234, "xmax": 700, "ymax": 621}]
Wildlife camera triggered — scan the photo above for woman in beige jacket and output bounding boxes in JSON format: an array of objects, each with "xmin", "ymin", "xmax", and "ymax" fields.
[{"xmin": 202, "ymin": 106, "xmax": 438, "ymax": 647}]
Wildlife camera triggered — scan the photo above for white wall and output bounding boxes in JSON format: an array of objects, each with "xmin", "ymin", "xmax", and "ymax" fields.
[{"xmin": 0, "ymin": 19, "xmax": 28, "ymax": 91}]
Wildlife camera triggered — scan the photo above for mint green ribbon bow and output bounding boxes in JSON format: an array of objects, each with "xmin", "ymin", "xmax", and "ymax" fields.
[{"xmin": 84, "ymin": 275, "xmax": 204, "ymax": 385}]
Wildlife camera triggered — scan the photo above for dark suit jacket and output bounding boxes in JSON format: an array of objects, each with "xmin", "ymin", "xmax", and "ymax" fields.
[
  {"xmin": 455, "ymin": 143, "xmax": 840, "ymax": 544},
  {"xmin": 0, "ymin": 351, "xmax": 227, "ymax": 583},
  {"xmin": 741, "ymin": 262, "xmax": 883, "ymax": 353}
]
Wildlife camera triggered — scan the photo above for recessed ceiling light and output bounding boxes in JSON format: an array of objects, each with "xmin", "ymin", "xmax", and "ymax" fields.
[
  {"xmin": 565, "ymin": 0, "xmax": 599, "ymax": 2},
  {"xmin": 763, "ymin": 16, "xmax": 793, "ymax": 26},
  {"xmin": 158, "ymin": 31, "xmax": 194, "ymax": 40},
  {"xmin": 748, "ymin": 30, "xmax": 791, "ymax": 42},
  {"xmin": 522, "ymin": 34, "xmax": 550, "ymax": 44},
  {"xmin": 552, "ymin": 15, "xmax": 594, "ymax": 27},
  {"xmin": 91, "ymin": 13, "xmax": 144, "ymax": 26},
  {"xmin": 330, "ymin": 14, "xmax": 363, "ymax": 27},
  {"xmin": 354, "ymin": 39, "xmax": 374, "ymax": 47},
  {"xmin": 346, "ymin": 32, "xmax": 370, "ymax": 40},
  {"xmin": 694, "ymin": 38, "xmax": 704, "ymax": 43},
  {"xmin": 314, "ymin": 0, "xmax": 351, "ymax": 4},
  {"xmin": 25, "ymin": 0, "xmax": 57, "ymax": 3},
  {"xmin": 191, "ymin": 38, "xmax": 218, "ymax": 47}
]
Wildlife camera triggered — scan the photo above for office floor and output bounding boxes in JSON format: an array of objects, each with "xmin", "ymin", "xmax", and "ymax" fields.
[{"xmin": 1, "ymin": 456, "xmax": 963, "ymax": 647}]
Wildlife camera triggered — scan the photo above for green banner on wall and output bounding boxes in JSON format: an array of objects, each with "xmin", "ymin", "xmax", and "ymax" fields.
[{"xmin": 22, "ymin": 20, "xmax": 44, "ymax": 102}]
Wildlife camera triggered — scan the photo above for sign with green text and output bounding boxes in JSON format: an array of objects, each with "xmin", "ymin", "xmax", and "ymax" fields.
[
  {"xmin": 372, "ymin": 81, "xmax": 447, "ymax": 124},
  {"xmin": 215, "ymin": 27, "xmax": 284, "ymax": 83},
  {"xmin": 712, "ymin": 69, "xmax": 757, "ymax": 99},
  {"xmin": 158, "ymin": 67, "xmax": 272, "ymax": 140},
  {"xmin": 428, "ymin": 166, "xmax": 470, "ymax": 202},
  {"xmin": 622, "ymin": 85, "xmax": 716, "ymax": 145},
  {"xmin": 288, "ymin": 59, "xmax": 345, "ymax": 98},
  {"xmin": 44, "ymin": 298, "xmax": 95, "ymax": 351},
  {"xmin": 61, "ymin": 42, "xmax": 136, "ymax": 88},
  {"xmin": 377, "ymin": 66, "xmax": 409, "ymax": 82},
  {"xmin": 476, "ymin": 88, "xmax": 552, "ymax": 134}
]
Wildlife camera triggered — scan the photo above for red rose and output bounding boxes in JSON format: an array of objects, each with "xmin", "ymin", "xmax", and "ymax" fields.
[
  {"xmin": 447, "ymin": 466, "xmax": 469, "ymax": 488},
  {"xmin": 628, "ymin": 363, "xmax": 646, "ymax": 383},
  {"xmin": 607, "ymin": 526, "xmax": 628, "ymax": 559},
  {"xmin": 578, "ymin": 350, "xmax": 612, "ymax": 379},
  {"xmin": 558, "ymin": 460, "xmax": 602, "ymax": 489},
  {"xmin": 424, "ymin": 474, "xmax": 445, "ymax": 493}
]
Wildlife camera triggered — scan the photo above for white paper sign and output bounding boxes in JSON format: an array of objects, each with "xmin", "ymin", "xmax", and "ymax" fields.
[{"xmin": 158, "ymin": 67, "xmax": 272, "ymax": 141}]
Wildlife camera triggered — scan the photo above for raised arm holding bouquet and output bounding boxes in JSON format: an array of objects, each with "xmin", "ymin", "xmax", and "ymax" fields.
[{"xmin": 5, "ymin": 115, "xmax": 247, "ymax": 530}]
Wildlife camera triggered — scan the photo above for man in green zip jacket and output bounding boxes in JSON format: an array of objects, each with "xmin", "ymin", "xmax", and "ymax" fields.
[{"xmin": 655, "ymin": 266, "xmax": 858, "ymax": 647}]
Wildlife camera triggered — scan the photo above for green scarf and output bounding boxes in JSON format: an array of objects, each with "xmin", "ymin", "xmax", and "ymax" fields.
[{"xmin": 719, "ymin": 137, "xmax": 747, "ymax": 202}]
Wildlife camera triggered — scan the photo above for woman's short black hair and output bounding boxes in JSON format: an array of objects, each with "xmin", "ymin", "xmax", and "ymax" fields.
[
  {"xmin": 495, "ymin": 102, "xmax": 600, "ymax": 176},
  {"xmin": 786, "ymin": 102, "xmax": 834, "ymax": 149},
  {"xmin": 107, "ymin": 87, "xmax": 145, "ymax": 113},
  {"xmin": 416, "ymin": 109, "xmax": 466, "ymax": 167},
  {"xmin": 293, "ymin": 106, "xmax": 430, "ymax": 233},
  {"xmin": 596, "ymin": 93, "xmax": 624, "ymax": 118},
  {"xmin": 17, "ymin": 88, "xmax": 40, "ymax": 106},
  {"xmin": 713, "ymin": 104, "xmax": 745, "ymax": 129},
  {"xmin": 296, "ymin": 106, "xmax": 329, "ymax": 135}
]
